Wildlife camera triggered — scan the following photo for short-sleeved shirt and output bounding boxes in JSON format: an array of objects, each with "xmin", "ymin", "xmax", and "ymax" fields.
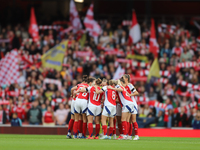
[
  {"xmin": 86, "ymin": 86, "xmax": 103, "ymax": 106},
  {"xmin": 115, "ymin": 85, "xmax": 133, "ymax": 106},
  {"xmin": 102, "ymin": 86, "xmax": 117, "ymax": 107},
  {"xmin": 77, "ymin": 83, "xmax": 89, "ymax": 100},
  {"xmin": 125, "ymin": 84, "xmax": 137, "ymax": 102}
]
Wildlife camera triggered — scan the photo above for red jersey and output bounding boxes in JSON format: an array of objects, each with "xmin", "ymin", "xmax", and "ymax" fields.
[
  {"xmin": 77, "ymin": 83, "xmax": 89, "ymax": 100},
  {"xmin": 87, "ymin": 86, "xmax": 103, "ymax": 106},
  {"xmin": 12, "ymin": 106, "xmax": 25, "ymax": 120},
  {"xmin": 115, "ymin": 85, "xmax": 133, "ymax": 106},
  {"xmin": 172, "ymin": 47, "xmax": 183, "ymax": 57},
  {"xmin": 102, "ymin": 86, "xmax": 117, "ymax": 106},
  {"xmin": 44, "ymin": 111, "xmax": 54, "ymax": 123},
  {"xmin": 73, "ymin": 83, "xmax": 87, "ymax": 101}
]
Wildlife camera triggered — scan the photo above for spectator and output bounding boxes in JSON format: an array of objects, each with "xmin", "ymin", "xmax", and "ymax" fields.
[
  {"xmin": 27, "ymin": 101, "xmax": 42, "ymax": 125},
  {"xmin": 55, "ymin": 103, "xmax": 68, "ymax": 125},
  {"xmin": 180, "ymin": 46, "xmax": 192, "ymax": 62},
  {"xmin": 156, "ymin": 110, "xmax": 164, "ymax": 127},
  {"xmin": 175, "ymin": 107, "xmax": 187, "ymax": 127},
  {"xmin": 43, "ymin": 106, "xmax": 55, "ymax": 126},
  {"xmin": 11, "ymin": 113, "xmax": 22, "ymax": 127},
  {"xmin": 148, "ymin": 87, "xmax": 157, "ymax": 101},
  {"xmin": 0, "ymin": 105, "xmax": 6, "ymax": 124},
  {"xmin": 167, "ymin": 109, "xmax": 175, "ymax": 128},
  {"xmin": 192, "ymin": 110, "xmax": 200, "ymax": 129}
]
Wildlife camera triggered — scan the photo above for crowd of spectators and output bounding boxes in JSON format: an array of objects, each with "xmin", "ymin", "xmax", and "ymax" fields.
[{"xmin": 0, "ymin": 19, "xmax": 200, "ymax": 129}]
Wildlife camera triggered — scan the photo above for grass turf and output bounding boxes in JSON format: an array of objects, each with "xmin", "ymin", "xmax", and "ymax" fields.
[{"xmin": 0, "ymin": 134, "xmax": 199, "ymax": 150}]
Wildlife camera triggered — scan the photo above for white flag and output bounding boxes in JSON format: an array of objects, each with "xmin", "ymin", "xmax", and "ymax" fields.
[
  {"xmin": 129, "ymin": 10, "xmax": 141, "ymax": 44},
  {"xmin": 69, "ymin": 0, "xmax": 82, "ymax": 33},
  {"xmin": 113, "ymin": 66, "xmax": 125, "ymax": 80}
]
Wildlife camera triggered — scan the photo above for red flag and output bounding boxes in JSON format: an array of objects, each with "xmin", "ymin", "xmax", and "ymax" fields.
[
  {"xmin": 128, "ymin": 10, "xmax": 141, "ymax": 45},
  {"xmin": 149, "ymin": 19, "xmax": 159, "ymax": 57},
  {"xmin": 84, "ymin": 3, "xmax": 101, "ymax": 44},
  {"xmin": 29, "ymin": 7, "xmax": 39, "ymax": 42}
]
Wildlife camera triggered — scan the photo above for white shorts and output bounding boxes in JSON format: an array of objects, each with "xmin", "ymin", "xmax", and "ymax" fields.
[
  {"xmin": 74, "ymin": 98, "xmax": 88, "ymax": 114},
  {"xmin": 116, "ymin": 103, "xmax": 122, "ymax": 116},
  {"xmin": 122, "ymin": 104, "xmax": 138, "ymax": 114},
  {"xmin": 87, "ymin": 104, "xmax": 101, "ymax": 116},
  {"xmin": 102, "ymin": 105, "xmax": 116, "ymax": 118},
  {"xmin": 71, "ymin": 100, "xmax": 75, "ymax": 115}
]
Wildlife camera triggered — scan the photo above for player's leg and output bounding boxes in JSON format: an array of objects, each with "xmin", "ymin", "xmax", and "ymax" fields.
[
  {"xmin": 67, "ymin": 100, "xmax": 75, "ymax": 138},
  {"xmin": 94, "ymin": 115, "xmax": 101, "ymax": 139},
  {"xmin": 73, "ymin": 113, "xmax": 79, "ymax": 138},
  {"xmin": 132, "ymin": 114, "xmax": 139, "ymax": 140},
  {"xmin": 73, "ymin": 100, "xmax": 81, "ymax": 138},
  {"xmin": 87, "ymin": 115, "xmax": 94, "ymax": 139},
  {"xmin": 78, "ymin": 114, "xmax": 83, "ymax": 138},
  {"xmin": 100, "ymin": 115, "xmax": 108, "ymax": 139},
  {"xmin": 108, "ymin": 117, "xmax": 114, "ymax": 139},
  {"xmin": 116, "ymin": 104, "xmax": 122, "ymax": 138},
  {"xmin": 113, "ymin": 116, "xmax": 117, "ymax": 139},
  {"xmin": 120, "ymin": 112, "xmax": 128, "ymax": 139},
  {"xmin": 82, "ymin": 101, "xmax": 88, "ymax": 138},
  {"xmin": 126, "ymin": 113, "xmax": 131, "ymax": 138},
  {"xmin": 100, "ymin": 106, "xmax": 109, "ymax": 139},
  {"xmin": 82, "ymin": 113, "xmax": 87, "ymax": 138},
  {"xmin": 87, "ymin": 106, "xmax": 94, "ymax": 139},
  {"xmin": 127, "ymin": 115, "xmax": 133, "ymax": 140},
  {"xmin": 131, "ymin": 103, "xmax": 139, "ymax": 140},
  {"xmin": 94, "ymin": 106, "xmax": 101, "ymax": 139}
]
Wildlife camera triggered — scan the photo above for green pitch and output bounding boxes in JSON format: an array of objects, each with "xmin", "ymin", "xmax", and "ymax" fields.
[{"xmin": 0, "ymin": 134, "xmax": 200, "ymax": 150}]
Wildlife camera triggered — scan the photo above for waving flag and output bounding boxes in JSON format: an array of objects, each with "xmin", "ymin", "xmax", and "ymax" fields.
[
  {"xmin": 84, "ymin": 3, "xmax": 101, "ymax": 44},
  {"xmin": 147, "ymin": 58, "xmax": 161, "ymax": 82},
  {"xmin": 113, "ymin": 66, "xmax": 125, "ymax": 80},
  {"xmin": 0, "ymin": 50, "xmax": 20, "ymax": 86},
  {"xmin": 41, "ymin": 40, "xmax": 68, "ymax": 71},
  {"xmin": 29, "ymin": 7, "xmax": 39, "ymax": 42},
  {"xmin": 70, "ymin": 0, "xmax": 82, "ymax": 33},
  {"xmin": 149, "ymin": 19, "xmax": 159, "ymax": 57},
  {"xmin": 129, "ymin": 10, "xmax": 141, "ymax": 44}
]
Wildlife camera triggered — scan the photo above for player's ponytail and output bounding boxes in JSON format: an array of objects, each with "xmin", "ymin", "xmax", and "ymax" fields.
[
  {"xmin": 119, "ymin": 77, "xmax": 125, "ymax": 84},
  {"xmin": 95, "ymin": 78, "xmax": 102, "ymax": 85},
  {"xmin": 123, "ymin": 74, "xmax": 130, "ymax": 82},
  {"xmin": 82, "ymin": 75, "xmax": 88, "ymax": 82}
]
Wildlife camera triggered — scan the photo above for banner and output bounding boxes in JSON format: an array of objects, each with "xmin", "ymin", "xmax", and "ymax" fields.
[
  {"xmin": 41, "ymin": 40, "xmax": 68, "ymax": 71},
  {"xmin": 126, "ymin": 54, "xmax": 148, "ymax": 62}
]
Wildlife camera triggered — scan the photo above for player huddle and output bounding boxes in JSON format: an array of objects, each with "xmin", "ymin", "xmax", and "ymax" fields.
[{"xmin": 66, "ymin": 74, "xmax": 139, "ymax": 140}]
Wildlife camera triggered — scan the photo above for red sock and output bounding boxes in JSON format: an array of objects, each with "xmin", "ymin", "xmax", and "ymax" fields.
[
  {"xmin": 113, "ymin": 119, "xmax": 116, "ymax": 134},
  {"xmin": 126, "ymin": 122, "xmax": 130, "ymax": 135},
  {"xmin": 73, "ymin": 121, "xmax": 78, "ymax": 136},
  {"xmin": 122, "ymin": 121, "xmax": 127, "ymax": 135},
  {"xmin": 78, "ymin": 120, "xmax": 83, "ymax": 133},
  {"xmin": 95, "ymin": 124, "xmax": 100, "ymax": 137},
  {"xmin": 109, "ymin": 127, "xmax": 114, "ymax": 136},
  {"xmin": 129, "ymin": 123, "xmax": 133, "ymax": 136},
  {"xmin": 82, "ymin": 123, "xmax": 87, "ymax": 137},
  {"xmin": 133, "ymin": 122, "xmax": 138, "ymax": 135},
  {"xmin": 88, "ymin": 123, "xmax": 93, "ymax": 137},
  {"xmin": 102, "ymin": 125, "xmax": 107, "ymax": 135},
  {"xmin": 68, "ymin": 119, "xmax": 74, "ymax": 133},
  {"xmin": 118, "ymin": 123, "xmax": 122, "ymax": 135}
]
